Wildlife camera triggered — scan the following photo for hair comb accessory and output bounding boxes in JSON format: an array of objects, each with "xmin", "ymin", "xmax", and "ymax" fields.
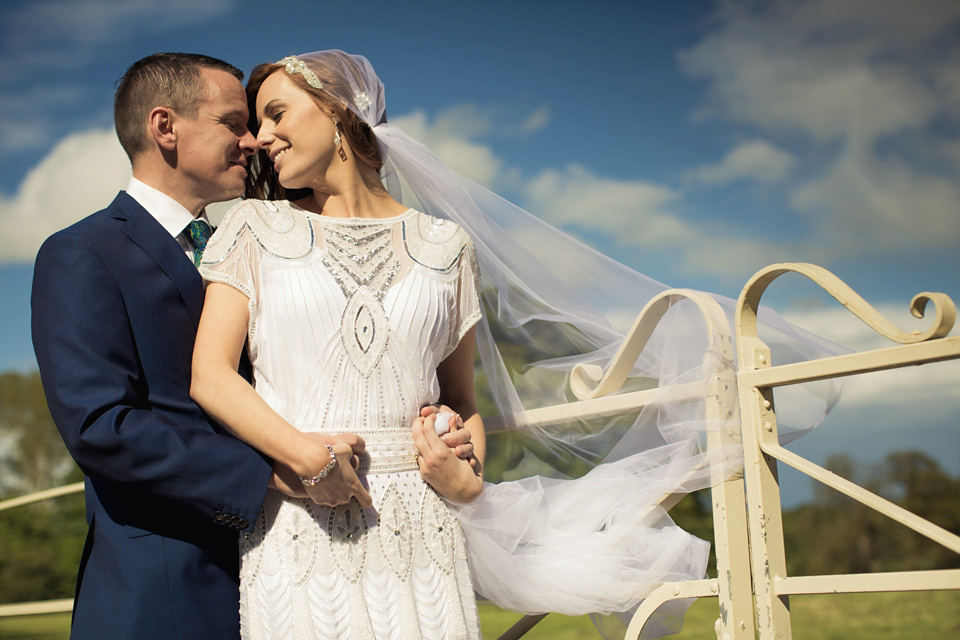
[
  {"xmin": 278, "ymin": 56, "xmax": 323, "ymax": 90},
  {"xmin": 354, "ymin": 91, "xmax": 372, "ymax": 111}
]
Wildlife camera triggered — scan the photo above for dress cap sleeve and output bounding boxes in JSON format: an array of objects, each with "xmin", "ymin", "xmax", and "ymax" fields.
[
  {"xmin": 198, "ymin": 201, "xmax": 262, "ymax": 301},
  {"xmin": 443, "ymin": 231, "xmax": 482, "ymax": 360}
]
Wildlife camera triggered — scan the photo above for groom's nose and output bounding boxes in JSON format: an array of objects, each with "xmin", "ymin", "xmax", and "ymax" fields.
[{"xmin": 239, "ymin": 129, "xmax": 257, "ymax": 156}]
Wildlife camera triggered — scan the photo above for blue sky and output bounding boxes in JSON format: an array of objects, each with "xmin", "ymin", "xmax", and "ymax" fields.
[{"xmin": 1, "ymin": 0, "xmax": 958, "ymax": 504}]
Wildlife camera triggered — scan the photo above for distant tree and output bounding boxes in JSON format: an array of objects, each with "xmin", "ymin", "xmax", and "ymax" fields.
[
  {"xmin": 0, "ymin": 370, "xmax": 85, "ymax": 603},
  {"xmin": 784, "ymin": 450, "xmax": 960, "ymax": 576},
  {"xmin": 874, "ymin": 451, "xmax": 960, "ymax": 570},
  {"xmin": 0, "ymin": 371, "xmax": 78, "ymax": 496},
  {"xmin": 0, "ymin": 494, "xmax": 85, "ymax": 603}
]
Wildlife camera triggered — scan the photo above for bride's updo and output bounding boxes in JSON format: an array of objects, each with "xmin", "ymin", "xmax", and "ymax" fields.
[{"xmin": 244, "ymin": 53, "xmax": 384, "ymax": 200}]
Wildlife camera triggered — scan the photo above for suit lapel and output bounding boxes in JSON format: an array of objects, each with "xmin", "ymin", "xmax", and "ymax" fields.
[{"xmin": 111, "ymin": 193, "xmax": 205, "ymax": 326}]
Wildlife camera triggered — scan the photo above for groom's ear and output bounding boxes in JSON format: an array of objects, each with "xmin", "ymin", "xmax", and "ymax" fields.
[{"xmin": 148, "ymin": 106, "xmax": 177, "ymax": 151}]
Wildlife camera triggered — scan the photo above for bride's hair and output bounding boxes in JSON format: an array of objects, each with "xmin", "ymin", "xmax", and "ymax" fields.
[{"xmin": 244, "ymin": 58, "xmax": 383, "ymax": 200}]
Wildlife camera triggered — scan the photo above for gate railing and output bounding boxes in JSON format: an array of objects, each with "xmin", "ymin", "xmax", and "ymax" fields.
[{"xmin": 733, "ymin": 263, "xmax": 960, "ymax": 640}]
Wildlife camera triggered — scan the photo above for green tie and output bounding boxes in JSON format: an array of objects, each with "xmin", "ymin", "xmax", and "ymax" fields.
[{"xmin": 187, "ymin": 219, "xmax": 213, "ymax": 267}]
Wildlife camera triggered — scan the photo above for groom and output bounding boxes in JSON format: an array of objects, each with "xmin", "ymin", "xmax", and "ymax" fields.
[{"xmin": 30, "ymin": 53, "xmax": 376, "ymax": 639}]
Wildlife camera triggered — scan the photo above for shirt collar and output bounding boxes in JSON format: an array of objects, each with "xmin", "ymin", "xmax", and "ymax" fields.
[{"xmin": 125, "ymin": 177, "xmax": 209, "ymax": 237}]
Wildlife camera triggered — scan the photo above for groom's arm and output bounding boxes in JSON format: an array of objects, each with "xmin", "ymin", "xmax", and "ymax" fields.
[{"xmin": 32, "ymin": 230, "xmax": 271, "ymax": 528}]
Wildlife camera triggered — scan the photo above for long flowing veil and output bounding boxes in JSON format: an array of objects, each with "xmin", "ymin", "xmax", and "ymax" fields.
[{"xmin": 252, "ymin": 50, "xmax": 845, "ymax": 634}]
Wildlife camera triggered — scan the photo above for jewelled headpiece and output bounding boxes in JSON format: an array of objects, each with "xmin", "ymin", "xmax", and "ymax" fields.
[
  {"xmin": 278, "ymin": 56, "xmax": 323, "ymax": 90},
  {"xmin": 277, "ymin": 55, "xmax": 375, "ymax": 118}
]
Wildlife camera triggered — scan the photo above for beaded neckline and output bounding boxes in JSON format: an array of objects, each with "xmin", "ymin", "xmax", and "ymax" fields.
[{"xmin": 285, "ymin": 200, "xmax": 417, "ymax": 225}]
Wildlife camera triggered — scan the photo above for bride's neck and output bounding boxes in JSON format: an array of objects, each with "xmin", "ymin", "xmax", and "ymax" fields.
[{"xmin": 300, "ymin": 188, "xmax": 405, "ymax": 220}]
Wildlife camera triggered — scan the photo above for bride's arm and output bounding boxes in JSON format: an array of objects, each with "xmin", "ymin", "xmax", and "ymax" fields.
[
  {"xmin": 191, "ymin": 282, "xmax": 372, "ymax": 508},
  {"xmin": 414, "ymin": 326, "xmax": 485, "ymax": 503}
]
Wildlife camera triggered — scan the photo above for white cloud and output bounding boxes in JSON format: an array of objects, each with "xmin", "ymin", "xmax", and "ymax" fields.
[
  {"xmin": 679, "ymin": 0, "xmax": 960, "ymax": 256},
  {"xmin": 840, "ymin": 360, "xmax": 960, "ymax": 409},
  {"xmin": 523, "ymin": 164, "xmax": 682, "ymax": 244},
  {"xmin": 522, "ymin": 164, "xmax": 786, "ymax": 278},
  {"xmin": 515, "ymin": 106, "xmax": 550, "ymax": 135},
  {"xmin": 780, "ymin": 301, "xmax": 960, "ymax": 408},
  {"xmin": 689, "ymin": 140, "xmax": 796, "ymax": 185},
  {"xmin": 791, "ymin": 147, "xmax": 960, "ymax": 251},
  {"xmin": 0, "ymin": 129, "xmax": 130, "ymax": 262},
  {"xmin": 391, "ymin": 109, "xmax": 503, "ymax": 188},
  {"xmin": 680, "ymin": 0, "xmax": 958, "ymax": 142}
]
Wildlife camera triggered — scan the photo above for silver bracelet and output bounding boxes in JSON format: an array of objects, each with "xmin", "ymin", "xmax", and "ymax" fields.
[{"xmin": 300, "ymin": 444, "xmax": 337, "ymax": 486}]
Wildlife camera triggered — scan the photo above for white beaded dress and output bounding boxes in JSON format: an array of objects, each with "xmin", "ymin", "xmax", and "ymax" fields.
[{"xmin": 199, "ymin": 199, "xmax": 483, "ymax": 640}]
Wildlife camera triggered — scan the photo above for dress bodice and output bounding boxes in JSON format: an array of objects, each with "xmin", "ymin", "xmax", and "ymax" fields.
[{"xmin": 200, "ymin": 199, "xmax": 481, "ymax": 472}]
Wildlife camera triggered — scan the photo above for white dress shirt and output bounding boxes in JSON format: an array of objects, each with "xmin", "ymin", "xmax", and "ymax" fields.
[{"xmin": 125, "ymin": 177, "xmax": 212, "ymax": 264}]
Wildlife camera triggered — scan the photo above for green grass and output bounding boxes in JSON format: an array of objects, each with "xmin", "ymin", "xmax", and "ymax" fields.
[
  {"xmin": 478, "ymin": 590, "xmax": 960, "ymax": 639},
  {"xmin": 0, "ymin": 612, "xmax": 70, "ymax": 640},
  {"xmin": 2, "ymin": 591, "xmax": 957, "ymax": 639}
]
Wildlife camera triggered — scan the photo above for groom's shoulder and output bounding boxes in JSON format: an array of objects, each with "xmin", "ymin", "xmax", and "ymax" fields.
[
  {"xmin": 49, "ymin": 192, "xmax": 137, "ymax": 241},
  {"xmin": 37, "ymin": 192, "xmax": 142, "ymax": 267}
]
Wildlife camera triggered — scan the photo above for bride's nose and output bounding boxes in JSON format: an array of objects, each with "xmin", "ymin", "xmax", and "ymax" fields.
[{"xmin": 256, "ymin": 126, "xmax": 274, "ymax": 149}]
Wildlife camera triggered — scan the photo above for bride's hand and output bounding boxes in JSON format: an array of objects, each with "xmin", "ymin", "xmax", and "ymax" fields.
[
  {"xmin": 412, "ymin": 413, "xmax": 483, "ymax": 503},
  {"xmin": 420, "ymin": 404, "xmax": 475, "ymax": 464},
  {"xmin": 296, "ymin": 433, "xmax": 372, "ymax": 508}
]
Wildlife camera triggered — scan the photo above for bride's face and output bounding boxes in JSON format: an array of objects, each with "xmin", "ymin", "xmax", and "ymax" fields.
[{"xmin": 255, "ymin": 71, "xmax": 339, "ymax": 190}]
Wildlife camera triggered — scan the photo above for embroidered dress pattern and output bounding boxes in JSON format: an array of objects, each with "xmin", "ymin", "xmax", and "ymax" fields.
[
  {"xmin": 322, "ymin": 223, "xmax": 400, "ymax": 376},
  {"xmin": 200, "ymin": 200, "xmax": 482, "ymax": 640}
]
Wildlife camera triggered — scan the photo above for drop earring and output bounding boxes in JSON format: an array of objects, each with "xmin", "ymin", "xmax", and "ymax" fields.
[{"xmin": 333, "ymin": 117, "xmax": 347, "ymax": 162}]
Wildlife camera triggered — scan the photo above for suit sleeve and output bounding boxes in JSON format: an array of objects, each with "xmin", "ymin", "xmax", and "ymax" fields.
[{"xmin": 31, "ymin": 230, "xmax": 271, "ymax": 530}]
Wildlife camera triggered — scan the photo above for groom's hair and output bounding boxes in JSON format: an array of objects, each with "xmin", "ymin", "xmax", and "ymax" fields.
[{"xmin": 114, "ymin": 53, "xmax": 244, "ymax": 161}]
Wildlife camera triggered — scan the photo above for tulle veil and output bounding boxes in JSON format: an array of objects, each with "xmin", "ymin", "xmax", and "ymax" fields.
[{"xmin": 247, "ymin": 50, "xmax": 845, "ymax": 637}]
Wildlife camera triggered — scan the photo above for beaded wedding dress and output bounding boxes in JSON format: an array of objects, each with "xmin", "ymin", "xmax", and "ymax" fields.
[{"xmin": 200, "ymin": 199, "xmax": 483, "ymax": 640}]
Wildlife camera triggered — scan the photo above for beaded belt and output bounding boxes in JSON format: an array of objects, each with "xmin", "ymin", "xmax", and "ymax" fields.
[{"xmin": 348, "ymin": 427, "xmax": 420, "ymax": 474}]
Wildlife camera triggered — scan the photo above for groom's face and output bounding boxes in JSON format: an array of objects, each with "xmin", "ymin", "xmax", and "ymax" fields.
[{"xmin": 175, "ymin": 68, "xmax": 256, "ymax": 207}]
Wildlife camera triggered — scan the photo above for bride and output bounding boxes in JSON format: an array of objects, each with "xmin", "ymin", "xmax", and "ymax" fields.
[
  {"xmin": 192, "ymin": 50, "xmax": 839, "ymax": 639},
  {"xmin": 192, "ymin": 52, "xmax": 486, "ymax": 639}
]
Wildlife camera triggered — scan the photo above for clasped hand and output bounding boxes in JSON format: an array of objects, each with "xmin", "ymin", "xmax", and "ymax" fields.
[
  {"xmin": 270, "ymin": 405, "xmax": 477, "ymax": 506},
  {"xmin": 301, "ymin": 433, "xmax": 371, "ymax": 507},
  {"xmin": 413, "ymin": 406, "xmax": 483, "ymax": 503},
  {"xmin": 270, "ymin": 433, "xmax": 371, "ymax": 507}
]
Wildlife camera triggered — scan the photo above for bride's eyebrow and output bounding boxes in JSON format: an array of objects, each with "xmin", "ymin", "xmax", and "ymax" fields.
[{"xmin": 261, "ymin": 99, "xmax": 284, "ymax": 116}]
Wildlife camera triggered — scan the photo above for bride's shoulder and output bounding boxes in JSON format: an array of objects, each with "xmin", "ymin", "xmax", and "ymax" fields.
[
  {"xmin": 213, "ymin": 199, "xmax": 313, "ymax": 260},
  {"xmin": 402, "ymin": 211, "xmax": 474, "ymax": 273}
]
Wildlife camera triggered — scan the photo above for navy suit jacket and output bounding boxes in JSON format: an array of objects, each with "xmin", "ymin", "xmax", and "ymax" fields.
[{"xmin": 31, "ymin": 192, "xmax": 273, "ymax": 639}]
